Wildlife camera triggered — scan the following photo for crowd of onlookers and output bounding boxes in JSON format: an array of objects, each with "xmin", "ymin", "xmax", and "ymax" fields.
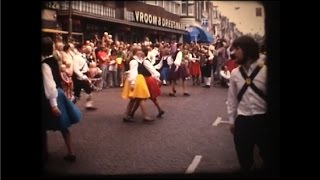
[{"xmin": 51, "ymin": 32, "xmax": 266, "ymax": 100}]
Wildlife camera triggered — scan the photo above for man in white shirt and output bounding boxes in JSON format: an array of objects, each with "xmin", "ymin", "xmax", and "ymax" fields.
[
  {"xmin": 147, "ymin": 44, "xmax": 160, "ymax": 65},
  {"xmin": 71, "ymin": 43, "xmax": 97, "ymax": 110},
  {"xmin": 203, "ymin": 46, "xmax": 215, "ymax": 88},
  {"xmin": 227, "ymin": 36, "xmax": 270, "ymax": 172}
]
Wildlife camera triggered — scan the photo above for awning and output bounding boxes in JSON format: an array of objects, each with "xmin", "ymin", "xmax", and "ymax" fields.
[
  {"xmin": 42, "ymin": 28, "xmax": 83, "ymax": 36},
  {"xmin": 185, "ymin": 27, "xmax": 200, "ymax": 42},
  {"xmin": 184, "ymin": 26, "xmax": 214, "ymax": 43},
  {"xmin": 199, "ymin": 28, "xmax": 214, "ymax": 43}
]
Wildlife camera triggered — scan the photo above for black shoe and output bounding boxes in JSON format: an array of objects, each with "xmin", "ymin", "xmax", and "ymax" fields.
[
  {"xmin": 123, "ymin": 116, "xmax": 135, "ymax": 123},
  {"xmin": 86, "ymin": 106, "xmax": 97, "ymax": 111},
  {"xmin": 72, "ymin": 97, "xmax": 80, "ymax": 104},
  {"xmin": 143, "ymin": 118, "xmax": 155, "ymax": 123},
  {"xmin": 156, "ymin": 110, "xmax": 165, "ymax": 118},
  {"xmin": 203, "ymin": 85, "xmax": 210, "ymax": 88},
  {"xmin": 169, "ymin": 93, "xmax": 176, "ymax": 97},
  {"xmin": 183, "ymin": 93, "xmax": 190, "ymax": 96},
  {"xmin": 173, "ymin": 89, "xmax": 177, "ymax": 93},
  {"xmin": 63, "ymin": 154, "xmax": 76, "ymax": 162}
]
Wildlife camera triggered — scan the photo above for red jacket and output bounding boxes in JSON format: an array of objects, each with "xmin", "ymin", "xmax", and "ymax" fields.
[{"xmin": 225, "ymin": 59, "xmax": 238, "ymax": 73}]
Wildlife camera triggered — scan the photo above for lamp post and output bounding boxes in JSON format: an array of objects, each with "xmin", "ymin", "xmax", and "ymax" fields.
[{"xmin": 68, "ymin": 1, "xmax": 72, "ymax": 41}]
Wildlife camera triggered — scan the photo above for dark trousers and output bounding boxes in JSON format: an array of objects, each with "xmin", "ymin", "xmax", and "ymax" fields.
[
  {"xmin": 160, "ymin": 67, "xmax": 170, "ymax": 81},
  {"xmin": 73, "ymin": 76, "xmax": 92, "ymax": 98},
  {"xmin": 202, "ymin": 64, "xmax": 212, "ymax": 77},
  {"xmin": 234, "ymin": 114, "xmax": 271, "ymax": 172}
]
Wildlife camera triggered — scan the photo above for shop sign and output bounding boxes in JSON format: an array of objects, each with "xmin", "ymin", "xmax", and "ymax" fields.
[{"xmin": 133, "ymin": 11, "xmax": 181, "ymax": 30}]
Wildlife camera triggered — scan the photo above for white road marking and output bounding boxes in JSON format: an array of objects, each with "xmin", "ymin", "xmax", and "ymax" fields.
[
  {"xmin": 213, "ymin": 117, "xmax": 230, "ymax": 126},
  {"xmin": 186, "ymin": 155, "xmax": 202, "ymax": 174}
]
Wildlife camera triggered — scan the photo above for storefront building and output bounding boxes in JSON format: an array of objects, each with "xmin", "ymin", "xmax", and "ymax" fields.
[{"xmin": 42, "ymin": 1, "xmax": 187, "ymax": 43}]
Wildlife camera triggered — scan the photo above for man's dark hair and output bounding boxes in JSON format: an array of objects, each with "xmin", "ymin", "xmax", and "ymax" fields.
[
  {"xmin": 42, "ymin": 37, "xmax": 53, "ymax": 56},
  {"xmin": 232, "ymin": 35, "xmax": 259, "ymax": 61},
  {"xmin": 260, "ymin": 44, "xmax": 266, "ymax": 53},
  {"xmin": 177, "ymin": 43, "xmax": 183, "ymax": 49},
  {"xmin": 111, "ymin": 49, "xmax": 118, "ymax": 55},
  {"xmin": 63, "ymin": 44, "xmax": 70, "ymax": 52},
  {"xmin": 142, "ymin": 47, "xmax": 149, "ymax": 57},
  {"xmin": 75, "ymin": 43, "xmax": 84, "ymax": 50},
  {"xmin": 215, "ymin": 41, "xmax": 223, "ymax": 49}
]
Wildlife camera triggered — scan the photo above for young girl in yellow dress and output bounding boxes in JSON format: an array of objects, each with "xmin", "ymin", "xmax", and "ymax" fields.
[{"xmin": 122, "ymin": 47, "xmax": 153, "ymax": 122}]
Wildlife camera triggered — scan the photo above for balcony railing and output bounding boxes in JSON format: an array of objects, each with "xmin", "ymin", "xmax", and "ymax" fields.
[{"xmin": 60, "ymin": 1, "xmax": 115, "ymax": 18}]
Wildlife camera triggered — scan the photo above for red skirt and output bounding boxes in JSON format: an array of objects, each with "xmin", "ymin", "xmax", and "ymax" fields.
[
  {"xmin": 189, "ymin": 61, "xmax": 201, "ymax": 76},
  {"xmin": 144, "ymin": 76, "xmax": 161, "ymax": 99}
]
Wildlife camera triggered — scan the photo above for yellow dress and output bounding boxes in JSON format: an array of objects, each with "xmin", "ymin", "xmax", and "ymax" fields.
[{"xmin": 122, "ymin": 74, "xmax": 150, "ymax": 99}]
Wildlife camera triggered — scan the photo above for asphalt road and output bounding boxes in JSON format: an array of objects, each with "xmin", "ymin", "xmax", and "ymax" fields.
[{"xmin": 43, "ymin": 81, "xmax": 241, "ymax": 175}]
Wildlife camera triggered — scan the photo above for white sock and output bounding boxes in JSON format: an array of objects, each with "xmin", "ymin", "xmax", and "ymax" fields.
[
  {"xmin": 206, "ymin": 77, "xmax": 211, "ymax": 86},
  {"xmin": 86, "ymin": 100, "xmax": 93, "ymax": 107}
]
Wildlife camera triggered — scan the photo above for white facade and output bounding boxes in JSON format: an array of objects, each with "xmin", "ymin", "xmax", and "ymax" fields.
[
  {"xmin": 139, "ymin": 1, "xmax": 182, "ymax": 16},
  {"xmin": 180, "ymin": 18, "xmax": 201, "ymax": 29}
]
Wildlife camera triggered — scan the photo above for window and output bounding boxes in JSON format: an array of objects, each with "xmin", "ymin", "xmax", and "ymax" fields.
[
  {"xmin": 256, "ymin": 7, "xmax": 262, "ymax": 16},
  {"xmin": 199, "ymin": 1, "xmax": 202, "ymax": 19},
  {"xmin": 173, "ymin": 3, "xmax": 175, "ymax": 14},
  {"xmin": 161, "ymin": 0, "xmax": 165, "ymax": 8},
  {"xmin": 89, "ymin": 3, "xmax": 93, "ymax": 14},
  {"xmin": 147, "ymin": 1, "xmax": 155, "ymax": 5},
  {"xmin": 213, "ymin": 10, "xmax": 217, "ymax": 19},
  {"xmin": 182, "ymin": 2, "xmax": 187, "ymax": 15},
  {"xmin": 86, "ymin": 2, "xmax": 89, "ymax": 12},
  {"xmin": 175, "ymin": 3, "xmax": 180, "ymax": 15},
  {"xmin": 126, "ymin": 11, "xmax": 134, "ymax": 21},
  {"xmin": 94, "ymin": 3, "xmax": 97, "ymax": 14},
  {"xmin": 62, "ymin": 1, "xmax": 69, "ymax": 10},
  {"xmin": 188, "ymin": 2, "xmax": 194, "ymax": 16},
  {"xmin": 196, "ymin": 2, "xmax": 199, "ymax": 19},
  {"xmin": 98, "ymin": 5, "xmax": 101, "ymax": 15},
  {"xmin": 87, "ymin": 2, "xmax": 90, "ymax": 13},
  {"xmin": 164, "ymin": 1, "xmax": 169, "ymax": 11},
  {"xmin": 171, "ymin": 2, "xmax": 176, "ymax": 13},
  {"xmin": 108, "ymin": 8, "xmax": 110, "ymax": 17}
]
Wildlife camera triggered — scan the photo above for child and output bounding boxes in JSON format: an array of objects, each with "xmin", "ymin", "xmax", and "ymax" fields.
[
  {"xmin": 89, "ymin": 62, "xmax": 102, "ymax": 78},
  {"xmin": 219, "ymin": 65, "xmax": 231, "ymax": 88},
  {"xmin": 108, "ymin": 49, "xmax": 118, "ymax": 87},
  {"xmin": 88, "ymin": 62, "xmax": 102, "ymax": 90},
  {"xmin": 60, "ymin": 64, "xmax": 73, "ymax": 99},
  {"xmin": 65, "ymin": 62, "xmax": 74, "ymax": 100}
]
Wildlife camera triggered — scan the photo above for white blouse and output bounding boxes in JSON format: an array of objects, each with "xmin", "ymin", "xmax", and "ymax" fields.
[
  {"xmin": 42, "ymin": 55, "xmax": 58, "ymax": 107},
  {"xmin": 220, "ymin": 70, "xmax": 231, "ymax": 79}
]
